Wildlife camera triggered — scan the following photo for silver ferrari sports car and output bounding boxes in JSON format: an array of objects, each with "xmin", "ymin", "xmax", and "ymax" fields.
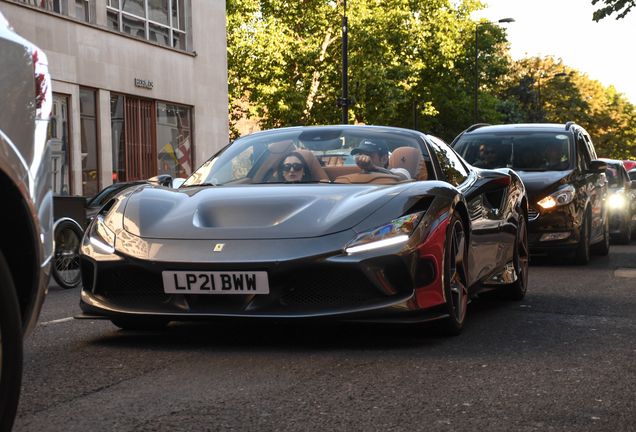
[{"xmin": 77, "ymin": 126, "xmax": 529, "ymax": 335}]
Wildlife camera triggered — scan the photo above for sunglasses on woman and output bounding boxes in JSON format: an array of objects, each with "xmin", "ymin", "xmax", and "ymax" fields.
[{"xmin": 282, "ymin": 163, "xmax": 303, "ymax": 172}]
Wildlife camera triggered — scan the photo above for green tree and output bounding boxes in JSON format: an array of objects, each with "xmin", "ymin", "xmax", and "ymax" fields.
[
  {"xmin": 504, "ymin": 56, "xmax": 636, "ymax": 159},
  {"xmin": 592, "ymin": 0, "xmax": 636, "ymax": 21},
  {"xmin": 226, "ymin": 0, "xmax": 512, "ymax": 142}
]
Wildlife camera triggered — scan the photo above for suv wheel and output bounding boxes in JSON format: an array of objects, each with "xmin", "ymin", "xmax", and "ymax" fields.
[
  {"xmin": 592, "ymin": 216, "xmax": 610, "ymax": 255},
  {"xmin": 574, "ymin": 216, "xmax": 591, "ymax": 265},
  {"xmin": 616, "ymin": 214, "xmax": 632, "ymax": 245}
]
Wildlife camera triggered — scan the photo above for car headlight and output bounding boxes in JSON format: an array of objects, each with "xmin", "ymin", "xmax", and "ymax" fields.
[
  {"xmin": 537, "ymin": 184, "xmax": 576, "ymax": 209},
  {"xmin": 88, "ymin": 215, "xmax": 116, "ymax": 254},
  {"xmin": 609, "ymin": 194, "xmax": 627, "ymax": 209},
  {"xmin": 345, "ymin": 212, "xmax": 424, "ymax": 254}
]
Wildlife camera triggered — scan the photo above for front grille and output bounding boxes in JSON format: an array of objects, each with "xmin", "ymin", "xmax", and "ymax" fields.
[
  {"xmin": 279, "ymin": 269, "xmax": 385, "ymax": 306},
  {"xmin": 528, "ymin": 206, "xmax": 539, "ymax": 221},
  {"xmin": 95, "ymin": 268, "xmax": 170, "ymax": 304}
]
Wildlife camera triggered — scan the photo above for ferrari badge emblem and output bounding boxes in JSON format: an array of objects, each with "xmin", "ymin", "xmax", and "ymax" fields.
[{"xmin": 214, "ymin": 244, "xmax": 224, "ymax": 251}]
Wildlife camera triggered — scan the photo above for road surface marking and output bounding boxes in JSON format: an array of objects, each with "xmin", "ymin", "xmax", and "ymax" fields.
[
  {"xmin": 614, "ymin": 268, "xmax": 636, "ymax": 278},
  {"xmin": 40, "ymin": 317, "xmax": 74, "ymax": 326}
]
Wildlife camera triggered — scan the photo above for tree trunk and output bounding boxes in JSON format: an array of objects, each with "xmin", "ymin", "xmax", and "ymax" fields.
[{"xmin": 302, "ymin": 30, "xmax": 338, "ymax": 125}]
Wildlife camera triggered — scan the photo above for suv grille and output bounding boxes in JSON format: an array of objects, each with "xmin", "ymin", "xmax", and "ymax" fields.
[
  {"xmin": 279, "ymin": 269, "xmax": 385, "ymax": 306},
  {"xmin": 95, "ymin": 268, "xmax": 170, "ymax": 304}
]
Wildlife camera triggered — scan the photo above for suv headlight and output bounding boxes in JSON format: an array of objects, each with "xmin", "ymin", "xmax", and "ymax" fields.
[
  {"xmin": 345, "ymin": 213, "xmax": 423, "ymax": 254},
  {"xmin": 88, "ymin": 215, "xmax": 116, "ymax": 254},
  {"xmin": 537, "ymin": 184, "xmax": 576, "ymax": 209},
  {"xmin": 609, "ymin": 194, "xmax": 627, "ymax": 209}
]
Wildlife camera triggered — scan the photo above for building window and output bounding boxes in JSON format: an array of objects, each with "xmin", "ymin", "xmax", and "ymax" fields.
[
  {"xmin": 17, "ymin": 0, "xmax": 93, "ymax": 22},
  {"xmin": 18, "ymin": 0, "xmax": 65, "ymax": 14},
  {"xmin": 80, "ymin": 88, "xmax": 100, "ymax": 197},
  {"xmin": 106, "ymin": 0, "xmax": 187, "ymax": 49},
  {"xmin": 110, "ymin": 94, "xmax": 125, "ymax": 183},
  {"xmin": 157, "ymin": 103, "xmax": 192, "ymax": 179},
  {"xmin": 75, "ymin": 0, "xmax": 90, "ymax": 21},
  {"xmin": 51, "ymin": 94, "xmax": 72, "ymax": 196}
]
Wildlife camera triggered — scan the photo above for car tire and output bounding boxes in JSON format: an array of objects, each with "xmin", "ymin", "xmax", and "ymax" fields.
[
  {"xmin": 480, "ymin": 213, "xmax": 529, "ymax": 301},
  {"xmin": 110, "ymin": 317, "xmax": 170, "ymax": 331},
  {"xmin": 574, "ymin": 215, "xmax": 591, "ymax": 265},
  {"xmin": 592, "ymin": 216, "xmax": 610, "ymax": 256},
  {"xmin": 52, "ymin": 220, "xmax": 83, "ymax": 289},
  {"xmin": 616, "ymin": 214, "xmax": 631, "ymax": 245},
  {"xmin": 0, "ymin": 250, "xmax": 23, "ymax": 432},
  {"xmin": 433, "ymin": 212, "xmax": 468, "ymax": 336}
]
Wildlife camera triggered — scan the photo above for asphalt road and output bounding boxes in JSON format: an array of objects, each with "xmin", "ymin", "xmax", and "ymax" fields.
[{"xmin": 12, "ymin": 243, "xmax": 636, "ymax": 431}]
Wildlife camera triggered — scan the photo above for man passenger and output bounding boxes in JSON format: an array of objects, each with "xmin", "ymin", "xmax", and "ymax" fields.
[{"xmin": 543, "ymin": 141, "xmax": 569, "ymax": 169}]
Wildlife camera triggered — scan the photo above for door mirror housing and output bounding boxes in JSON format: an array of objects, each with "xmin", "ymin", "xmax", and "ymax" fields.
[
  {"xmin": 589, "ymin": 160, "xmax": 607, "ymax": 174},
  {"xmin": 148, "ymin": 174, "xmax": 173, "ymax": 187}
]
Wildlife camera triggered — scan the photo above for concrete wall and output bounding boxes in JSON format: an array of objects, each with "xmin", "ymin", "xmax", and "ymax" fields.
[{"xmin": 0, "ymin": 0, "xmax": 229, "ymax": 192}]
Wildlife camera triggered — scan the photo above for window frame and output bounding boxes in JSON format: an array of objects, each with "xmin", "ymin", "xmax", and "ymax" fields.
[
  {"xmin": 106, "ymin": 0, "xmax": 187, "ymax": 50},
  {"xmin": 51, "ymin": 93, "xmax": 73, "ymax": 196},
  {"xmin": 79, "ymin": 87, "xmax": 101, "ymax": 198},
  {"xmin": 156, "ymin": 100, "xmax": 194, "ymax": 179}
]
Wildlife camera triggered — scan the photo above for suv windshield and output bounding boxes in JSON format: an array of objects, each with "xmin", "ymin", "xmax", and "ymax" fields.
[
  {"xmin": 182, "ymin": 127, "xmax": 431, "ymax": 186},
  {"xmin": 454, "ymin": 131, "xmax": 572, "ymax": 171}
]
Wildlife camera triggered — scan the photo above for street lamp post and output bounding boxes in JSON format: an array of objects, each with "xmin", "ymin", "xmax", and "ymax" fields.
[
  {"xmin": 337, "ymin": 0, "xmax": 355, "ymax": 124},
  {"xmin": 474, "ymin": 17, "xmax": 515, "ymax": 124}
]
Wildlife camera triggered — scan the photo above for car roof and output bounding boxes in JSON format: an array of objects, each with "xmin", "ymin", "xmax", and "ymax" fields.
[
  {"xmin": 601, "ymin": 158, "xmax": 626, "ymax": 167},
  {"xmin": 463, "ymin": 123, "xmax": 575, "ymax": 135}
]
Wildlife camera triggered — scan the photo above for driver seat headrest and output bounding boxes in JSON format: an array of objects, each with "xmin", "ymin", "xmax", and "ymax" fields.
[{"xmin": 388, "ymin": 147, "xmax": 427, "ymax": 180}]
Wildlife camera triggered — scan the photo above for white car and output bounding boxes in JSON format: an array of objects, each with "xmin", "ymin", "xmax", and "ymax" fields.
[{"xmin": 0, "ymin": 11, "xmax": 53, "ymax": 430}]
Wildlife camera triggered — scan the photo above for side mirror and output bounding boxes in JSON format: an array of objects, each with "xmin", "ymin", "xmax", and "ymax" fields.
[
  {"xmin": 589, "ymin": 160, "xmax": 607, "ymax": 174},
  {"xmin": 147, "ymin": 174, "xmax": 173, "ymax": 187},
  {"xmin": 630, "ymin": 181, "xmax": 636, "ymax": 189},
  {"xmin": 465, "ymin": 169, "xmax": 511, "ymax": 198}
]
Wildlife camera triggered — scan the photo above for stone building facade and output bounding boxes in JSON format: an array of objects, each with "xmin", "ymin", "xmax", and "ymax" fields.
[{"xmin": 0, "ymin": 0, "xmax": 228, "ymax": 197}]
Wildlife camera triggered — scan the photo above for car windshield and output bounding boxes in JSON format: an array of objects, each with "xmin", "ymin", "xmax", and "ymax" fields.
[
  {"xmin": 182, "ymin": 127, "xmax": 431, "ymax": 186},
  {"xmin": 87, "ymin": 184, "xmax": 130, "ymax": 208},
  {"xmin": 454, "ymin": 131, "xmax": 573, "ymax": 171}
]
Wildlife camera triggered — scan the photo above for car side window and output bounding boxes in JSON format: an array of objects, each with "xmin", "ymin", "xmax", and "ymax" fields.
[
  {"xmin": 576, "ymin": 132, "xmax": 590, "ymax": 172},
  {"xmin": 619, "ymin": 165, "xmax": 629, "ymax": 187},
  {"xmin": 428, "ymin": 136, "xmax": 469, "ymax": 186},
  {"xmin": 583, "ymin": 132, "xmax": 597, "ymax": 160}
]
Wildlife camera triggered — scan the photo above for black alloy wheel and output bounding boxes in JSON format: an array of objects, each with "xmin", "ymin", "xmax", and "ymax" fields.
[
  {"xmin": 481, "ymin": 213, "xmax": 529, "ymax": 301},
  {"xmin": 52, "ymin": 221, "xmax": 83, "ymax": 289},
  {"xmin": 574, "ymin": 215, "xmax": 591, "ymax": 265},
  {"xmin": 434, "ymin": 213, "xmax": 469, "ymax": 336},
  {"xmin": 0, "ymin": 250, "xmax": 23, "ymax": 432}
]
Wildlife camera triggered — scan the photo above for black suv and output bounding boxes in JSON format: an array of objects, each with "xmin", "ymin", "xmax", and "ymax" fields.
[{"xmin": 452, "ymin": 123, "xmax": 609, "ymax": 264}]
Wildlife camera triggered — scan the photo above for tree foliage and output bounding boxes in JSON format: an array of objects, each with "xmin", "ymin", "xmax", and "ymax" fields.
[
  {"xmin": 226, "ymin": 1, "xmax": 636, "ymax": 158},
  {"xmin": 502, "ymin": 56, "xmax": 636, "ymax": 159},
  {"xmin": 227, "ymin": 0, "xmax": 513, "ymax": 141},
  {"xmin": 591, "ymin": 0, "xmax": 636, "ymax": 21}
]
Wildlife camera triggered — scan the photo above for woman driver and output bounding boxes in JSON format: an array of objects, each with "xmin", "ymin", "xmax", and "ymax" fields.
[{"xmin": 277, "ymin": 151, "xmax": 311, "ymax": 183}]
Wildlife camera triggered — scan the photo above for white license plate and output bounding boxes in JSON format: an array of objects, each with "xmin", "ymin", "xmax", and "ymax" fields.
[{"xmin": 162, "ymin": 271, "xmax": 269, "ymax": 294}]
